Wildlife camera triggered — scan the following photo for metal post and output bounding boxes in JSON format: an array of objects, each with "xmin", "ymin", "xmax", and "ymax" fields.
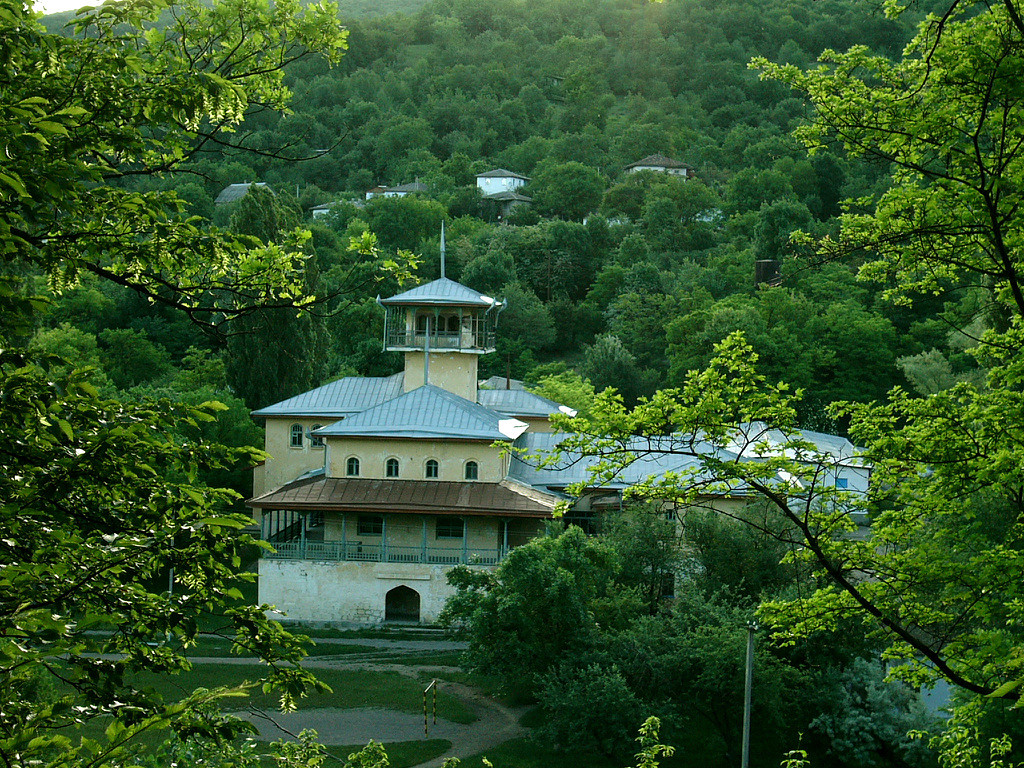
[
  {"xmin": 741, "ymin": 622, "xmax": 756, "ymax": 768},
  {"xmin": 424, "ymin": 679, "xmax": 437, "ymax": 736},
  {"xmin": 440, "ymin": 221, "xmax": 446, "ymax": 279},
  {"xmin": 423, "ymin": 316, "xmax": 430, "ymax": 386}
]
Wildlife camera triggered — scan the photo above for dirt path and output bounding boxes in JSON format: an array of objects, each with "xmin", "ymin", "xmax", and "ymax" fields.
[{"xmin": 207, "ymin": 654, "xmax": 528, "ymax": 768}]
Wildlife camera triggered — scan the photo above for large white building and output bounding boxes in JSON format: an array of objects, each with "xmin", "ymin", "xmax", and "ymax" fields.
[{"xmin": 248, "ymin": 275, "xmax": 866, "ymax": 625}]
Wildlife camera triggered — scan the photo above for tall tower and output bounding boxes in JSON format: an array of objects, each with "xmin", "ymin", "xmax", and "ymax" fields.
[{"xmin": 379, "ymin": 278, "xmax": 503, "ymax": 402}]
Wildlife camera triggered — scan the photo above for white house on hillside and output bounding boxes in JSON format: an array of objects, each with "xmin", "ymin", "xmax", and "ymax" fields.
[
  {"xmin": 624, "ymin": 154, "xmax": 694, "ymax": 178},
  {"xmin": 475, "ymin": 168, "xmax": 529, "ymax": 196},
  {"xmin": 365, "ymin": 181, "xmax": 429, "ymax": 200}
]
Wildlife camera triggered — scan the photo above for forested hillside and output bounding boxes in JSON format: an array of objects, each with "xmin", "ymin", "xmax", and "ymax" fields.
[
  {"xmin": 34, "ymin": 0, "xmax": 960, "ymax": 466},
  {"xmin": 13, "ymin": 0, "xmax": 1024, "ymax": 765}
]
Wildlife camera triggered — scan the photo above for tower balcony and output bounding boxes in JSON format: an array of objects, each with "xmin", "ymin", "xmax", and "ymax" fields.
[{"xmin": 384, "ymin": 326, "xmax": 496, "ymax": 353}]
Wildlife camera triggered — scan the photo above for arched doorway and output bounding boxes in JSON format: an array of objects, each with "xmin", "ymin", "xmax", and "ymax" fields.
[{"xmin": 385, "ymin": 585, "xmax": 420, "ymax": 623}]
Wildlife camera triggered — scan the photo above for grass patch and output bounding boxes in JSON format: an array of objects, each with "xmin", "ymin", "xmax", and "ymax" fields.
[
  {"xmin": 130, "ymin": 665, "xmax": 476, "ymax": 723},
  {"xmin": 429, "ymin": 670, "xmax": 535, "ymax": 707},
  {"xmin": 299, "ymin": 627, "xmax": 445, "ymax": 641},
  {"xmin": 371, "ymin": 650, "xmax": 464, "ymax": 667},
  {"xmin": 454, "ymin": 737, "xmax": 619, "ymax": 768},
  {"xmin": 326, "ymin": 739, "xmax": 450, "ymax": 768},
  {"xmin": 518, "ymin": 707, "xmax": 546, "ymax": 729},
  {"xmin": 181, "ymin": 636, "xmax": 377, "ymax": 658}
]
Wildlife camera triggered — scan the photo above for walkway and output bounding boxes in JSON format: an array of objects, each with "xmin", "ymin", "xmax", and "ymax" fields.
[{"xmin": 210, "ymin": 640, "xmax": 527, "ymax": 768}]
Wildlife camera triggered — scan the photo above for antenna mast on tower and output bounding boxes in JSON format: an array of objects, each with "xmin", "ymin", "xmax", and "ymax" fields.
[{"xmin": 440, "ymin": 221, "xmax": 446, "ymax": 279}]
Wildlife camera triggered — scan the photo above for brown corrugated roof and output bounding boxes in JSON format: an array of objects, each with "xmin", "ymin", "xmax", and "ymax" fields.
[{"xmin": 247, "ymin": 477, "xmax": 558, "ymax": 518}]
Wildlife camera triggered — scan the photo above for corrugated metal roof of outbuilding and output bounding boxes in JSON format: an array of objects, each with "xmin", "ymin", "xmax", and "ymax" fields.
[
  {"xmin": 214, "ymin": 182, "xmax": 272, "ymax": 204},
  {"xmin": 478, "ymin": 389, "xmax": 570, "ymax": 419}
]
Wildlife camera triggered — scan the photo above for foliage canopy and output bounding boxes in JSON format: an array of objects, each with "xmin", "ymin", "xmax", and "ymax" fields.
[{"xmin": 0, "ymin": 0, "xmax": 353, "ymax": 766}]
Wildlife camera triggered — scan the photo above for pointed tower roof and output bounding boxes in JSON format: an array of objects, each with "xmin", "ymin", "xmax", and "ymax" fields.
[
  {"xmin": 314, "ymin": 384, "xmax": 527, "ymax": 441},
  {"xmin": 381, "ymin": 277, "xmax": 499, "ymax": 308}
]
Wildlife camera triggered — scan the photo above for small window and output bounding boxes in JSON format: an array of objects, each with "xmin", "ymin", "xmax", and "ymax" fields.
[
  {"xmin": 357, "ymin": 514, "xmax": 383, "ymax": 536},
  {"xmin": 464, "ymin": 461, "xmax": 478, "ymax": 480},
  {"xmin": 289, "ymin": 424, "xmax": 303, "ymax": 448},
  {"xmin": 436, "ymin": 516, "xmax": 464, "ymax": 539},
  {"xmin": 346, "ymin": 457, "xmax": 360, "ymax": 476},
  {"xmin": 386, "ymin": 458, "xmax": 400, "ymax": 478},
  {"xmin": 835, "ymin": 477, "xmax": 849, "ymax": 489},
  {"xmin": 310, "ymin": 424, "xmax": 324, "ymax": 448},
  {"xmin": 425, "ymin": 459, "xmax": 439, "ymax": 479}
]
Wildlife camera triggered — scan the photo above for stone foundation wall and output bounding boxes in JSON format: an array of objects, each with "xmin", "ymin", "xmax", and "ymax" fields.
[{"xmin": 259, "ymin": 558, "xmax": 484, "ymax": 625}]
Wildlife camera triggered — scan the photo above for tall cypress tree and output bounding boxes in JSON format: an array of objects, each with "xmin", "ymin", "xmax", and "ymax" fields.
[{"xmin": 225, "ymin": 186, "xmax": 330, "ymax": 409}]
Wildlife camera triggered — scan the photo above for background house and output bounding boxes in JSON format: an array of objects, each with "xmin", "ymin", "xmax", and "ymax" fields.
[
  {"xmin": 624, "ymin": 154, "xmax": 694, "ymax": 178},
  {"xmin": 365, "ymin": 181, "xmax": 429, "ymax": 200},
  {"xmin": 475, "ymin": 168, "xmax": 529, "ymax": 196}
]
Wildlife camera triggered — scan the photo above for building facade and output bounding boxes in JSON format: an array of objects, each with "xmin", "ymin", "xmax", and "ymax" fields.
[{"xmin": 249, "ymin": 276, "xmax": 867, "ymax": 625}]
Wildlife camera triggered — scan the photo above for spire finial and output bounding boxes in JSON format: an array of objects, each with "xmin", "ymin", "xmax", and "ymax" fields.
[{"xmin": 440, "ymin": 220, "xmax": 446, "ymax": 279}]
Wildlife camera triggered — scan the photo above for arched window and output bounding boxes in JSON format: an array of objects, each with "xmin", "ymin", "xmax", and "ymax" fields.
[
  {"xmin": 464, "ymin": 461, "xmax": 478, "ymax": 480},
  {"xmin": 310, "ymin": 424, "xmax": 324, "ymax": 448},
  {"xmin": 289, "ymin": 424, "xmax": 303, "ymax": 448},
  {"xmin": 425, "ymin": 459, "xmax": 439, "ymax": 479},
  {"xmin": 386, "ymin": 458, "xmax": 400, "ymax": 478},
  {"xmin": 346, "ymin": 457, "xmax": 360, "ymax": 476}
]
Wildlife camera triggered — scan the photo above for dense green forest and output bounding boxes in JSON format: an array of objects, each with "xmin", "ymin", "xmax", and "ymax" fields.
[
  {"xmin": 33, "ymin": 0, "xmax": 973, "ymax": 442},
  {"xmin": 9, "ymin": 0, "xmax": 1024, "ymax": 765}
]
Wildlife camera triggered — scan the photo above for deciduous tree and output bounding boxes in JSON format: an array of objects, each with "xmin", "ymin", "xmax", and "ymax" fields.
[{"xmin": 0, "ymin": 1, "xmax": 356, "ymax": 766}]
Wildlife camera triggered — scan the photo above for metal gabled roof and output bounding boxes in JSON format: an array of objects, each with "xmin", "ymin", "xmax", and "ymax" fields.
[
  {"xmin": 380, "ymin": 277, "xmax": 499, "ymax": 308},
  {"xmin": 314, "ymin": 384, "xmax": 527, "ymax": 441},
  {"xmin": 387, "ymin": 181, "xmax": 428, "ymax": 193},
  {"xmin": 478, "ymin": 389, "xmax": 574, "ymax": 419},
  {"xmin": 476, "ymin": 168, "xmax": 530, "ymax": 180},
  {"xmin": 215, "ymin": 182, "xmax": 272, "ymax": 204},
  {"xmin": 252, "ymin": 373, "xmax": 405, "ymax": 418},
  {"xmin": 624, "ymin": 154, "xmax": 691, "ymax": 170},
  {"xmin": 508, "ymin": 431, "xmax": 744, "ymax": 493},
  {"xmin": 479, "ymin": 376, "xmax": 526, "ymax": 391},
  {"xmin": 484, "ymin": 190, "xmax": 533, "ymax": 202},
  {"xmin": 729, "ymin": 421, "xmax": 864, "ymax": 465}
]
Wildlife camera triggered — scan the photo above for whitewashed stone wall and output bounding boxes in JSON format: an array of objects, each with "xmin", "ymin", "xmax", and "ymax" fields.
[{"xmin": 259, "ymin": 558, "xmax": 486, "ymax": 625}]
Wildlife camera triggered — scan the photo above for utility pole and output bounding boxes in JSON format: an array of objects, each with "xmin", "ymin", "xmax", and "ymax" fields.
[{"xmin": 741, "ymin": 621, "xmax": 757, "ymax": 768}]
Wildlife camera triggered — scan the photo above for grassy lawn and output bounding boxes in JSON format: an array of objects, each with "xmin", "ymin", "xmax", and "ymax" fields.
[
  {"xmin": 301, "ymin": 626, "xmax": 446, "ymax": 641},
  {"xmin": 371, "ymin": 650, "xmax": 464, "ymax": 667},
  {"xmin": 325, "ymin": 739, "xmax": 450, "ymax": 768},
  {"xmin": 129, "ymin": 665, "xmax": 476, "ymax": 723},
  {"xmin": 181, "ymin": 635, "xmax": 378, "ymax": 658},
  {"xmin": 454, "ymin": 737, "xmax": 620, "ymax": 768}
]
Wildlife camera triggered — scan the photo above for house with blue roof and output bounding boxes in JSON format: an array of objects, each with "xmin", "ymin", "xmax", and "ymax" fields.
[
  {"xmin": 246, "ymin": 268, "xmax": 866, "ymax": 626},
  {"xmin": 247, "ymin": 273, "xmax": 581, "ymax": 624}
]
